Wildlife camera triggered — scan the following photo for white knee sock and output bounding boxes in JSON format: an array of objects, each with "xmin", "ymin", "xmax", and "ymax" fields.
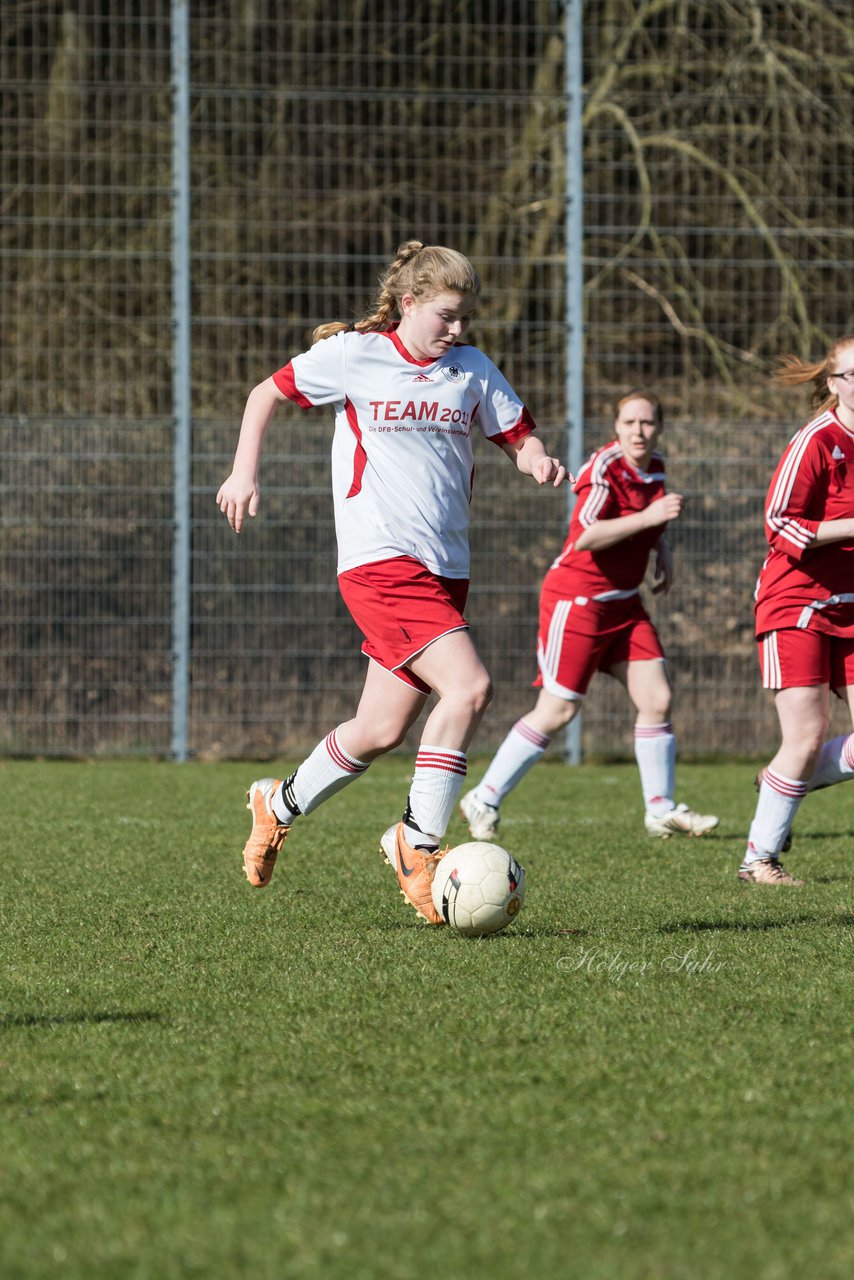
[
  {"xmin": 744, "ymin": 767, "xmax": 807, "ymax": 862},
  {"xmin": 475, "ymin": 718, "xmax": 552, "ymax": 807},
  {"xmin": 808, "ymin": 732, "xmax": 854, "ymax": 791},
  {"xmin": 272, "ymin": 726, "xmax": 369, "ymax": 821},
  {"xmin": 404, "ymin": 745, "xmax": 467, "ymax": 845},
  {"xmin": 634, "ymin": 722, "xmax": 675, "ymax": 816}
]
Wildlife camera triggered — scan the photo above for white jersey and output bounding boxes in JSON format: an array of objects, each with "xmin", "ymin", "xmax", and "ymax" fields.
[{"xmin": 272, "ymin": 327, "xmax": 535, "ymax": 577}]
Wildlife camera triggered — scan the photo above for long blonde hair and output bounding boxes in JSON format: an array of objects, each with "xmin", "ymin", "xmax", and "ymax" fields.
[
  {"xmin": 312, "ymin": 240, "xmax": 481, "ymax": 344},
  {"xmin": 773, "ymin": 335, "xmax": 854, "ymax": 413}
]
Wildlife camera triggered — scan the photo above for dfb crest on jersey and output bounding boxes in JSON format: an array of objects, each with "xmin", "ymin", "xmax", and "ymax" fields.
[{"xmin": 442, "ymin": 362, "xmax": 466, "ymax": 383}]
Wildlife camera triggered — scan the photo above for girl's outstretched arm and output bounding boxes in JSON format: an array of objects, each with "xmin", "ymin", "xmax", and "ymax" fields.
[{"xmin": 216, "ymin": 376, "xmax": 288, "ymax": 532}]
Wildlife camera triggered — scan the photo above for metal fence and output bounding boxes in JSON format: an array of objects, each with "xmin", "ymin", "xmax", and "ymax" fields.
[{"xmin": 2, "ymin": 0, "xmax": 852, "ymax": 760}]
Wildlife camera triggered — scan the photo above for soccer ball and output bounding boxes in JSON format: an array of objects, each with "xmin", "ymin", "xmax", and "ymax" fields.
[{"xmin": 431, "ymin": 841, "xmax": 526, "ymax": 937}]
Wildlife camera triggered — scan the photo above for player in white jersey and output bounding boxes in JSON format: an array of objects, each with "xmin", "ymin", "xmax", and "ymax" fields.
[
  {"xmin": 460, "ymin": 390, "xmax": 718, "ymax": 845},
  {"xmin": 740, "ymin": 334, "xmax": 854, "ymax": 886},
  {"xmin": 216, "ymin": 241, "xmax": 568, "ymax": 923}
]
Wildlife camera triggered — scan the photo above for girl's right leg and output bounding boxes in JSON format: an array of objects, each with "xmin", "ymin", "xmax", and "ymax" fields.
[
  {"xmin": 802, "ymin": 682, "xmax": 854, "ymax": 791},
  {"xmin": 242, "ymin": 663, "xmax": 426, "ymax": 888}
]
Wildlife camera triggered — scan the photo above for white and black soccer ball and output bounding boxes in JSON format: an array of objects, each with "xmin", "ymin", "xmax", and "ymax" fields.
[{"xmin": 431, "ymin": 841, "xmax": 526, "ymax": 937}]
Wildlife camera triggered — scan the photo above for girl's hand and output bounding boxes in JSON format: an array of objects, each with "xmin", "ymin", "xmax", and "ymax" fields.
[
  {"xmin": 532, "ymin": 456, "xmax": 573, "ymax": 487},
  {"xmin": 644, "ymin": 492, "xmax": 684, "ymax": 528},
  {"xmin": 652, "ymin": 538, "xmax": 674, "ymax": 594},
  {"xmin": 216, "ymin": 473, "xmax": 260, "ymax": 533}
]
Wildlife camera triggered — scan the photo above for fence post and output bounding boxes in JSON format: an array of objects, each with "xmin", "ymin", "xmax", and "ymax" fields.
[
  {"xmin": 170, "ymin": 0, "xmax": 191, "ymax": 761},
  {"xmin": 564, "ymin": 0, "xmax": 584, "ymax": 765}
]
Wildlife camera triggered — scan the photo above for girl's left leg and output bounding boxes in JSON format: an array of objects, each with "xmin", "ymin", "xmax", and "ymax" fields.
[
  {"xmin": 401, "ymin": 628, "xmax": 494, "ymax": 847},
  {"xmin": 739, "ymin": 684, "xmax": 828, "ymax": 885},
  {"xmin": 615, "ymin": 659, "xmax": 718, "ymax": 836},
  {"xmin": 377, "ymin": 628, "xmax": 493, "ymax": 924}
]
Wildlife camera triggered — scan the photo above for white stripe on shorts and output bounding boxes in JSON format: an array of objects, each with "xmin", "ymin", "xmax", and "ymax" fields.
[
  {"xmin": 537, "ymin": 599, "xmax": 585, "ymax": 700},
  {"xmin": 762, "ymin": 632, "xmax": 781, "ymax": 689},
  {"xmin": 543, "ymin": 598, "xmax": 572, "ymax": 681}
]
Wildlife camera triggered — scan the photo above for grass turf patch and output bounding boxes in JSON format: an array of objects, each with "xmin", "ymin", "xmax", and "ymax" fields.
[{"xmin": 0, "ymin": 757, "xmax": 852, "ymax": 1278}]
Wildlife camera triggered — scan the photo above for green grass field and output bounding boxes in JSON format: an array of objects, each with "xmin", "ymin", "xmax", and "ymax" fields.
[{"xmin": 1, "ymin": 757, "xmax": 852, "ymax": 1279}]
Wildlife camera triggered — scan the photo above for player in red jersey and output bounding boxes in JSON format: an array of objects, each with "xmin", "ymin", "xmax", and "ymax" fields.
[
  {"xmin": 216, "ymin": 241, "xmax": 569, "ymax": 923},
  {"xmin": 740, "ymin": 335, "xmax": 854, "ymax": 886},
  {"xmin": 461, "ymin": 391, "xmax": 718, "ymax": 842}
]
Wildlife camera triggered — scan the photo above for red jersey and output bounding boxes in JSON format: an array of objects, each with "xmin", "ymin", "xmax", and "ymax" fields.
[
  {"xmin": 754, "ymin": 409, "xmax": 854, "ymax": 638},
  {"xmin": 543, "ymin": 441, "xmax": 667, "ymax": 598}
]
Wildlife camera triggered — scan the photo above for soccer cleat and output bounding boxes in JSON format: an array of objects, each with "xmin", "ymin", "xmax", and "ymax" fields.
[
  {"xmin": 644, "ymin": 803, "xmax": 719, "ymax": 838},
  {"xmin": 380, "ymin": 823, "xmax": 445, "ymax": 925},
  {"xmin": 753, "ymin": 769, "xmax": 793, "ymax": 852},
  {"xmin": 242, "ymin": 778, "xmax": 290, "ymax": 887},
  {"xmin": 738, "ymin": 858, "xmax": 804, "ymax": 887},
  {"xmin": 459, "ymin": 788, "xmax": 501, "ymax": 841}
]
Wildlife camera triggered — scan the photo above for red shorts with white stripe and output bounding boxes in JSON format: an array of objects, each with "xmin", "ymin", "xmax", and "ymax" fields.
[
  {"xmin": 758, "ymin": 628, "xmax": 854, "ymax": 692},
  {"xmin": 338, "ymin": 555, "xmax": 469, "ymax": 694},
  {"xmin": 535, "ymin": 589, "xmax": 663, "ymax": 699}
]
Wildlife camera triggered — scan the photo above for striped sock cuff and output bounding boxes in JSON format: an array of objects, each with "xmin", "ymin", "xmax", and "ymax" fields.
[
  {"xmin": 513, "ymin": 718, "xmax": 551, "ymax": 750},
  {"xmin": 415, "ymin": 746, "xmax": 467, "ymax": 777},
  {"xmin": 843, "ymin": 735, "xmax": 854, "ymax": 772},
  {"xmin": 326, "ymin": 727, "xmax": 369, "ymax": 774},
  {"xmin": 763, "ymin": 767, "xmax": 807, "ymax": 798},
  {"xmin": 634, "ymin": 722, "xmax": 674, "ymax": 739}
]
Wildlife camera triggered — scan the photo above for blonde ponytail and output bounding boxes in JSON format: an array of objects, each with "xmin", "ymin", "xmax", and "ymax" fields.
[{"xmin": 311, "ymin": 320, "xmax": 351, "ymax": 344}]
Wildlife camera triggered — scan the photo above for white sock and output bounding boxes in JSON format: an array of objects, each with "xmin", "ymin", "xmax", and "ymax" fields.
[
  {"xmin": 272, "ymin": 726, "xmax": 369, "ymax": 821},
  {"xmin": 476, "ymin": 718, "xmax": 552, "ymax": 807},
  {"xmin": 634, "ymin": 722, "xmax": 675, "ymax": 816},
  {"xmin": 808, "ymin": 733, "xmax": 854, "ymax": 791},
  {"xmin": 744, "ymin": 767, "xmax": 807, "ymax": 862},
  {"xmin": 404, "ymin": 745, "xmax": 467, "ymax": 845}
]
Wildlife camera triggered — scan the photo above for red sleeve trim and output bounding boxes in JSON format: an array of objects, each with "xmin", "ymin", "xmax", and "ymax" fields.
[
  {"xmin": 487, "ymin": 406, "xmax": 537, "ymax": 447},
  {"xmin": 272, "ymin": 362, "xmax": 314, "ymax": 408}
]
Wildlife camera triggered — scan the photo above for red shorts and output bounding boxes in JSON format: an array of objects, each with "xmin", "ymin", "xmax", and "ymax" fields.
[
  {"xmin": 536, "ymin": 590, "xmax": 664, "ymax": 699},
  {"xmin": 758, "ymin": 629, "xmax": 854, "ymax": 692},
  {"xmin": 338, "ymin": 555, "xmax": 469, "ymax": 693}
]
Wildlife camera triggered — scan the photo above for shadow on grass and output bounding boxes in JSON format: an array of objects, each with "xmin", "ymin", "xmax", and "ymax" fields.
[
  {"xmin": 658, "ymin": 915, "xmax": 854, "ymax": 934},
  {"xmin": 0, "ymin": 1010, "xmax": 162, "ymax": 1030}
]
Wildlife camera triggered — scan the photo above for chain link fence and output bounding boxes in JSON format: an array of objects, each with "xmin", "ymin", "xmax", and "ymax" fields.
[{"xmin": 2, "ymin": 1, "xmax": 852, "ymax": 759}]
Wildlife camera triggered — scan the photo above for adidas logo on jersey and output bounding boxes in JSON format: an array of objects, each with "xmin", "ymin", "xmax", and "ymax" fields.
[
  {"xmin": 412, "ymin": 373, "xmax": 433, "ymax": 383},
  {"xmin": 832, "ymin": 445, "xmax": 845, "ymax": 460}
]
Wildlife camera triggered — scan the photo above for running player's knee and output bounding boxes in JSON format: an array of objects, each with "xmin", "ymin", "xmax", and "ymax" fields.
[
  {"xmin": 634, "ymin": 689, "xmax": 671, "ymax": 722},
  {"xmin": 780, "ymin": 717, "xmax": 825, "ymax": 776},
  {"xmin": 798, "ymin": 724, "xmax": 827, "ymax": 763},
  {"xmin": 470, "ymin": 672, "xmax": 494, "ymax": 715},
  {"xmin": 370, "ymin": 718, "xmax": 410, "ymax": 752},
  {"xmin": 445, "ymin": 670, "xmax": 491, "ymax": 721}
]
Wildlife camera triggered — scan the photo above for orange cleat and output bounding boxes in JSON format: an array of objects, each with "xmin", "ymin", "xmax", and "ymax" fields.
[
  {"xmin": 242, "ymin": 778, "xmax": 289, "ymax": 887},
  {"xmin": 379, "ymin": 823, "xmax": 446, "ymax": 925}
]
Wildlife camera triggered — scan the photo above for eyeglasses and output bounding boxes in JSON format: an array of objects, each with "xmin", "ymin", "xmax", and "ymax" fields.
[{"xmin": 830, "ymin": 369, "xmax": 854, "ymax": 384}]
